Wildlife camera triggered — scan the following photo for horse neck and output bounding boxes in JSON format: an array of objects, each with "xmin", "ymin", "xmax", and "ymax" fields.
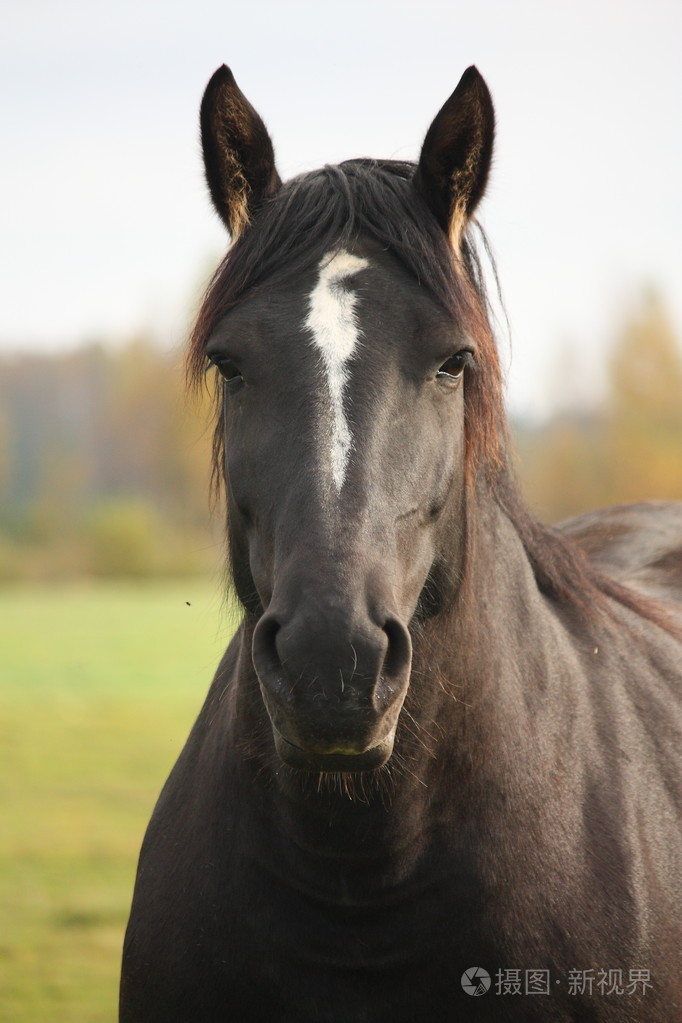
[{"xmin": 408, "ymin": 481, "xmax": 578, "ymax": 784}]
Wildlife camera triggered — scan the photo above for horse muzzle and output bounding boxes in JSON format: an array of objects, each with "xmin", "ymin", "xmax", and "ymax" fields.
[{"xmin": 251, "ymin": 602, "xmax": 412, "ymax": 772}]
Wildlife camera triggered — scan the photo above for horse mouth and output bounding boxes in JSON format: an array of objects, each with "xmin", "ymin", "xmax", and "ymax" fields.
[{"xmin": 273, "ymin": 728, "xmax": 396, "ymax": 772}]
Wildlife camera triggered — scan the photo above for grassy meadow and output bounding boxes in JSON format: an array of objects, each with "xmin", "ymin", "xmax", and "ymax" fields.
[{"xmin": 0, "ymin": 581, "xmax": 237, "ymax": 1022}]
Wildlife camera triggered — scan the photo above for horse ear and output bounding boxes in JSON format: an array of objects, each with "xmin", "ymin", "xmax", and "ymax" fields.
[
  {"xmin": 200, "ymin": 65, "xmax": 282, "ymax": 238},
  {"xmin": 415, "ymin": 66, "xmax": 495, "ymax": 249}
]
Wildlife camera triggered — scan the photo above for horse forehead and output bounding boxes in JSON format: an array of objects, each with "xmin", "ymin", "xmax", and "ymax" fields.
[
  {"xmin": 301, "ymin": 248, "xmax": 426, "ymax": 352},
  {"xmin": 304, "ymin": 251, "xmax": 370, "ymax": 359}
]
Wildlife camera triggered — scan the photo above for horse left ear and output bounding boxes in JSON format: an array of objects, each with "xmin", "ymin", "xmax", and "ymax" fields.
[
  {"xmin": 415, "ymin": 66, "xmax": 495, "ymax": 249},
  {"xmin": 200, "ymin": 65, "xmax": 282, "ymax": 238}
]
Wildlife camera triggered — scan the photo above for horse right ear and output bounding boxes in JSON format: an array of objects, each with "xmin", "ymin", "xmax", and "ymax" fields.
[
  {"xmin": 200, "ymin": 66, "xmax": 282, "ymax": 238},
  {"xmin": 415, "ymin": 66, "xmax": 495, "ymax": 250}
]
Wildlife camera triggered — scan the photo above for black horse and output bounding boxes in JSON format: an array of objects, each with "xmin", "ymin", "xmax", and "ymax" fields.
[{"xmin": 120, "ymin": 66, "xmax": 682, "ymax": 1022}]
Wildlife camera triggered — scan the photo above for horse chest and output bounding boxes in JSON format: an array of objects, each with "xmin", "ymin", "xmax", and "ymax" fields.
[
  {"xmin": 124, "ymin": 783, "xmax": 670, "ymax": 1023},
  {"xmin": 164, "ymin": 866, "xmax": 600, "ymax": 1023},
  {"xmin": 200, "ymin": 861, "xmax": 488, "ymax": 1022}
]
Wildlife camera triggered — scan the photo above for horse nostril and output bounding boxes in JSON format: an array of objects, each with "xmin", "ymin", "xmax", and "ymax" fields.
[
  {"xmin": 252, "ymin": 614, "xmax": 288, "ymax": 701},
  {"xmin": 383, "ymin": 617, "xmax": 412, "ymax": 676},
  {"xmin": 376, "ymin": 616, "xmax": 412, "ymax": 710}
]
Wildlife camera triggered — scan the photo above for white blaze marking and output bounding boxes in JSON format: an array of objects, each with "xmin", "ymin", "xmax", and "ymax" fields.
[{"xmin": 305, "ymin": 251, "xmax": 369, "ymax": 491}]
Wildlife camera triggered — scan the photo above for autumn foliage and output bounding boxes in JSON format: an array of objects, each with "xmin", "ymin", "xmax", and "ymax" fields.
[{"xmin": 517, "ymin": 291, "xmax": 682, "ymax": 523}]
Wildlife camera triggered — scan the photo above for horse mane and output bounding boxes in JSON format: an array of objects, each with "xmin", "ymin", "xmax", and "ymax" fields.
[{"xmin": 187, "ymin": 159, "xmax": 677, "ymax": 637}]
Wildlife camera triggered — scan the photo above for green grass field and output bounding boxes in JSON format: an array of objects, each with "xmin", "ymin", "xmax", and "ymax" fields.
[{"xmin": 0, "ymin": 581, "xmax": 238, "ymax": 1022}]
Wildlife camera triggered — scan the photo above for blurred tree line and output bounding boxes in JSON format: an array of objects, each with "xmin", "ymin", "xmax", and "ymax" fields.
[
  {"xmin": 0, "ymin": 291, "xmax": 679, "ymax": 580},
  {"xmin": 515, "ymin": 290, "xmax": 682, "ymax": 522},
  {"xmin": 0, "ymin": 337, "xmax": 219, "ymax": 580}
]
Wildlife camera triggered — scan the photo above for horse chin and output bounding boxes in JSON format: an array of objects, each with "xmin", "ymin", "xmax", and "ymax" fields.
[{"xmin": 273, "ymin": 727, "xmax": 397, "ymax": 773}]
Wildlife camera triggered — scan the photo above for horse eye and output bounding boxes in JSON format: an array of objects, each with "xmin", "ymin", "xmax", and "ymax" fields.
[
  {"xmin": 437, "ymin": 351, "xmax": 471, "ymax": 381},
  {"xmin": 211, "ymin": 357, "xmax": 243, "ymax": 383}
]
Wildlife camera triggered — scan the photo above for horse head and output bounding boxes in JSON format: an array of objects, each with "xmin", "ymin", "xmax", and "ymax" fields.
[{"xmin": 193, "ymin": 66, "xmax": 498, "ymax": 772}]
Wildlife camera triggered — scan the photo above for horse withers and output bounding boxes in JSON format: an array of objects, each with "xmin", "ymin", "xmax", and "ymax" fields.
[{"xmin": 120, "ymin": 66, "xmax": 682, "ymax": 1022}]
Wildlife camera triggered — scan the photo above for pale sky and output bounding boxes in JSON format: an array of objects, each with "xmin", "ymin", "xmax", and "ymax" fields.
[{"xmin": 2, "ymin": 0, "xmax": 680, "ymax": 417}]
